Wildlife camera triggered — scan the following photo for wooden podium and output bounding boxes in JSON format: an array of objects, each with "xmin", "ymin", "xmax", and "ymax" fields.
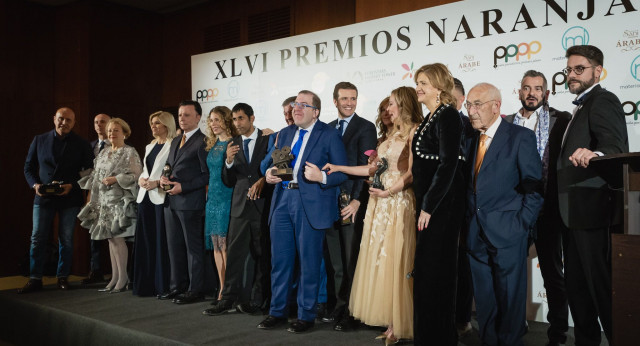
[{"xmin": 591, "ymin": 152, "xmax": 640, "ymax": 345}]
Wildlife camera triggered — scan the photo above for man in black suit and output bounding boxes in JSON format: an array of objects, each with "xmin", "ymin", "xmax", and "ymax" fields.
[
  {"xmin": 504, "ymin": 70, "xmax": 571, "ymax": 346},
  {"xmin": 21, "ymin": 107, "xmax": 94, "ymax": 293},
  {"xmin": 81, "ymin": 113, "xmax": 111, "ymax": 285},
  {"xmin": 322, "ymin": 82, "xmax": 376, "ymax": 331},
  {"xmin": 159, "ymin": 100, "xmax": 209, "ymax": 304},
  {"xmin": 557, "ymin": 45, "xmax": 628, "ymax": 345},
  {"xmin": 205, "ymin": 103, "xmax": 270, "ymax": 315}
]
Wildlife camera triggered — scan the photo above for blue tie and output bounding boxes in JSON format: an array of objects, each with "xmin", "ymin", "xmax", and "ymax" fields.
[
  {"xmin": 243, "ymin": 138, "xmax": 252, "ymax": 164},
  {"xmin": 337, "ymin": 120, "xmax": 346, "ymax": 137},
  {"xmin": 282, "ymin": 129, "xmax": 307, "ymax": 187}
]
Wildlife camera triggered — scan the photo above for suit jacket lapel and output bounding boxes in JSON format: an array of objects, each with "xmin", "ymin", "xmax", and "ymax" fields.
[
  {"xmin": 342, "ymin": 114, "xmax": 358, "ymax": 141},
  {"xmin": 299, "ymin": 121, "xmax": 323, "ymax": 165}
]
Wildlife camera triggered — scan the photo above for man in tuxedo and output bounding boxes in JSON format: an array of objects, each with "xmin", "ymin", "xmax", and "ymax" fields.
[
  {"xmin": 21, "ymin": 107, "xmax": 94, "ymax": 293},
  {"xmin": 322, "ymin": 82, "xmax": 376, "ymax": 331},
  {"xmin": 159, "ymin": 100, "xmax": 209, "ymax": 304},
  {"xmin": 259, "ymin": 90, "xmax": 347, "ymax": 334},
  {"xmin": 204, "ymin": 103, "xmax": 270, "ymax": 315},
  {"xmin": 557, "ymin": 45, "xmax": 628, "ymax": 345},
  {"xmin": 504, "ymin": 70, "xmax": 571, "ymax": 346},
  {"xmin": 465, "ymin": 83, "xmax": 544, "ymax": 345},
  {"xmin": 81, "ymin": 113, "xmax": 111, "ymax": 285}
]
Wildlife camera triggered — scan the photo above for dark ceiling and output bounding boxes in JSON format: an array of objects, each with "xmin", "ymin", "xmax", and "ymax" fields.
[{"xmin": 26, "ymin": 0, "xmax": 209, "ymax": 14}]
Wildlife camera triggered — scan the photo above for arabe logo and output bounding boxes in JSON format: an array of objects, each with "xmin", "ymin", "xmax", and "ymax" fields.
[
  {"xmin": 459, "ymin": 54, "xmax": 480, "ymax": 72},
  {"xmin": 195, "ymin": 88, "xmax": 219, "ymax": 103},
  {"xmin": 401, "ymin": 63, "xmax": 414, "ymax": 80},
  {"xmin": 561, "ymin": 26, "xmax": 589, "ymax": 51},
  {"xmin": 493, "ymin": 41, "xmax": 541, "ymax": 68},
  {"xmin": 631, "ymin": 55, "xmax": 640, "ymax": 82},
  {"xmin": 617, "ymin": 30, "xmax": 640, "ymax": 52}
]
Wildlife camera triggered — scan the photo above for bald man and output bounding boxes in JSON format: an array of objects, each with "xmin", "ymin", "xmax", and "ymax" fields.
[
  {"xmin": 21, "ymin": 107, "xmax": 94, "ymax": 293},
  {"xmin": 465, "ymin": 83, "xmax": 543, "ymax": 345}
]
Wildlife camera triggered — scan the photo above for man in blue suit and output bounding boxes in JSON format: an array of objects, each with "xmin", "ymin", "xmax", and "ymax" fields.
[
  {"xmin": 21, "ymin": 107, "xmax": 94, "ymax": 293},
  {"xmin": 465, "ymin": 83, "xmax": 544, "ymax": 345},
  {"xmin": 258, "ymin": 90, "xmax": 347, "ymax": 334}
]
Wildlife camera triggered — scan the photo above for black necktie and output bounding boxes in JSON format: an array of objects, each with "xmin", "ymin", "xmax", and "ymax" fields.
[
  {"xmin": 337, "ymin": 120, "xmax": 346, "ymax": 137},
  {"xmin": 243, "ymin": 138, "xmax": 252, "ymax": 164},
  {"xmin": 99, "ymin": 141, "xmax": 105, "ymax": 152}
]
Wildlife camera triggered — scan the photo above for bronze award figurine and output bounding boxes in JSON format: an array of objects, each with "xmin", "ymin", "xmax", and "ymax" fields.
[
  {"xmin": 371, "ymin": 157, "xmax": 388, "ymax": 190},
  {"xmin": 161, "ymin": 163, "xmax": 172, "ymax": 192},
  {"xmin": 271, "ymin": 146, "xmax": 295, "ymax": 181},
  {"xmin": 38, "ymin": 181, "xmax": 64, "ymax": 196},
  {"xmin": 339, "ymin": 192, "xmax": 352, "ymax": 225}
]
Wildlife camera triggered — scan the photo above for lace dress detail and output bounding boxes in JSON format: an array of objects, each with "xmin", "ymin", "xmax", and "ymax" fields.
[{"xmin": 204, "ymin": 139, "xmax": 233, "ymax": 251}]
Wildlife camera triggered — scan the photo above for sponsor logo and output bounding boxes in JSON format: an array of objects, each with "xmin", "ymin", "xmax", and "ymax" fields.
[
  {"xmin": 631, "ymin": 55, "xmax": 640, "ymax": 82},
  {"xmin": 228, "ymin": 81, "xmax": 239, "ymax": 99},
  {"xmin": 458, "ymin": 55, "xmax": 480, "ymax": 73},
  {"xmin": 617, "ymin": 30, "xmax": 640, "ymax": 52},
  {"xmin": 622, "ymin": 100, "xmax": 640, "ymax": 121},
  {"xmin": 561, "ymin": 26, "xmax": 589, "ymax": 51},
  {"xmin": 402, "ymin": 62, "xmax": 414, "ymax": 80},
  {"xmin": 493, "ymin": 41, "xmax": 541, "ymax": 68},
  {"xmin": 195, "ymin": 88, "xmax": 219, "ymax": 103}
]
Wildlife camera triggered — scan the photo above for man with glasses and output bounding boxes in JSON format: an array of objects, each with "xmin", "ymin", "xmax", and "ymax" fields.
[
  {"xmin": 260, "ymin": 90, "xmax": 347, "ymax": 334},
  {"xmin": 504, "ymin": 70, "xmax": 571, "ymax": 346},
  {"xmin": 557, "ymin": 45, "xmax": 628, "ymax": 345},
  {"xmin": 465, "ymin": 83, "xmax": 544, "ymax": 346}
]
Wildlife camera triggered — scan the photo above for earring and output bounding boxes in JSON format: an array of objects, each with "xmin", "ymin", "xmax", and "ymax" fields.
[{"xmin": 436, "ymin": 93, "xmax": 441, "ymax": 104}]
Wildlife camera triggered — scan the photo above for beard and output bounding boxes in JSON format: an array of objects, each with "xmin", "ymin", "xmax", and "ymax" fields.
[
  {"xmin": 520, "ymin": 98, "xmax": 545, "ymax": 112},
  {"xmin": 568, "ymin": 73, "xmax": 597, "ymax": 95}
]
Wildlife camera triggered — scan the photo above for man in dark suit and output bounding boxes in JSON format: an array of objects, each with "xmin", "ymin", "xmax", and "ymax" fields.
[
  {"xmin": 259, "ymin": 90, "xmax": 347, "ymax": 334},
  {"xmin": 322, "ymin": 82, "xmax": 376, "ymax": 331},
  {"xmin": 205, "ymin": 103, "xmax": 270, "ymax": 315},
  {"xmin": 557, "ymin": 45, "xmax": 628, "ymax": 345},
  {"xmin": 21, "ymin": 107, "xmax": 94, "ymax": 293},
  {"xmin": 159, "ymin": 100, "xmax": 209, "ymax": 304},
  {"xmin": 504, "ymin": 70, "xmax": 571, "ymax": 346},
  {"xmin": 81, "ymin": 113, "xmax": 111, "ymax": 285},
  {"xmin": 465, "ymin": 83, "xmax": 544, "ymax": 346}
]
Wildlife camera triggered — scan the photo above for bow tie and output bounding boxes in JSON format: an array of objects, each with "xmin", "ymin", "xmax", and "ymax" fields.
[{"xmin": 572, "ymin": 98, "xmax": 583, "ymax": 106}]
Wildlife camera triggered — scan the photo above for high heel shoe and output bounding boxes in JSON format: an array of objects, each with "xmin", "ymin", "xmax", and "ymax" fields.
[
  {"xmin": 385, "ymin": 335, "xmax": 399, "ymax": 345},
  {"xmin": 110, "ymin": 281, "xmax": 129, "ymax": 294},
  {"xmin": 98, "ymin": 285, "xmax": 114, "ymax": 292}
]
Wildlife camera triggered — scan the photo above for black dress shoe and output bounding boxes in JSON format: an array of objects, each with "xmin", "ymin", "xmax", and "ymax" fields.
[
  {"xmin": 321, "ymin": 307, "xmax": 342, "ymax": 323},
  {"xmin": 316, "ymin": 303, "xmax": 328, "ymax": 321},
  {"xmin": 57, "ymin": 277, "xmax": 71, "ymax": 290},
  {"xmin": 334, "ymin": 314, "xmax": 353, "ymax": 331},
  {"xmin": 236, "ymin": 302, "xmax": 261, "ymax": 315},
  {"xmin": 157, "ymin": 289, "xmax": 183, "ymax": 300},
  {"xmin": 257, "ymin": 315, "xmax": 288, "ymax": 329},
  {"xmin": 81, "ymin": 271, "xmax": 105, "ymax": 285},
  {"xmin": 173, "ymin": 291, "xmax": 204, "ymax": 304},
  {"xmin": 17, "ymin": 279, "xmax": 43, "ymax": 294},
  {"xmin": 202, "ymin": 300, "xmax": 233, "ymax": 316},
  {"xmin": 287, "ymin": 319, "xmax": 314, "ymax": 333}
]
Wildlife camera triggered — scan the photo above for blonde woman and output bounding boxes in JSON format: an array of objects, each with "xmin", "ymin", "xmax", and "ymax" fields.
[
  {"xmin": 78, "ymin": 118, "xmax": 142, "ymax": 293},
  {"xmin": 133, "ymin": 111, "xmax": 176, "ymax": 296}
]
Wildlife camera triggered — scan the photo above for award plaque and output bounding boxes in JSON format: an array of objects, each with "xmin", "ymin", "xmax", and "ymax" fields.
[
  {"xmin": 38, "ymin": 181, "xmax": 64, "ymax": 196},
  {"xmin": 161, "ymin": 163, "xmax": 172, "ymax": 192},
  {"xmin": 371, "ymin": 157, "xmax": 388, "ymax": 190},
  {"xmin": 271, "ymin": 146, "xmax": 295, "ymax": 181},
  {"xmin": 339, "ymin": 192, "xmax": 352, "ymax": 225}
]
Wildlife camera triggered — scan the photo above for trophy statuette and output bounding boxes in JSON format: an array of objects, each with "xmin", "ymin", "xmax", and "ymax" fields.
[{"xmin": 271, "ymin": 146, "xmax": 295, "ymax": 181}]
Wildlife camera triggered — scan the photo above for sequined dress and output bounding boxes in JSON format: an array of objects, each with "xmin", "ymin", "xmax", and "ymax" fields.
[
  {"xmin": 204, "ymin": 139, "xmax": 232, "ymax": 251},
  {"xmin": 349, "ymin": 132, "xmax": 416, "ymax": 339}
]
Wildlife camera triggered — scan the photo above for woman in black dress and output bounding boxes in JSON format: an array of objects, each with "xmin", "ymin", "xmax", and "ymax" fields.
[{"xmin": 411, "ymin": 63, "xmax": 466, "ymax": 345}]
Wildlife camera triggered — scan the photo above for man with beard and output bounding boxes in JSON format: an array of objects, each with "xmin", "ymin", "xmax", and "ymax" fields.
[
  {"xmin": 504, "ymin": 70, "xmax": 571, "ymax": 346},
  {"xmin": 557, "ymin": 45, "xmax": 628, "ymax": 345}
]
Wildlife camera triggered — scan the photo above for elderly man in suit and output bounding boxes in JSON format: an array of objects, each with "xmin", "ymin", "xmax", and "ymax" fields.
[
  {"xmin": 259, "ymin": 90, "xmax": 347, "ymax": 334},
  {"xmin": 557, "ymin": 45, "xmax": 628, "ymax": 346},
  {"xmin": 465, "ymin": 83, "xmax": 544, "ymax": 346},
  {"xmin": 159, "ymin": 100, "xmax": 209, "ymax": 304},
  {"xmin": 504, "ymin": 70, "xmax": 571, "ymax": 346},
  {"xmin": 322, "ymin": 82, "xmax": 376, "ymax": 331},
  {"xmin": 21, "ymin": 107, "xmax": 94, "ymax": 293},
  {"xmin": 81, "ymin": 113, "xmax": 112, "ymax": 285},
  {"xmin": 204, "ymin": 103, "xmax": 270, "ymax": 315}
]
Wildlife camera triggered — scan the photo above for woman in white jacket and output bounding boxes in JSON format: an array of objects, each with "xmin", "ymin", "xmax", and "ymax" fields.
[{"xmin": 132, "ymin": 111, "xmax": 176, "ymax": 296}]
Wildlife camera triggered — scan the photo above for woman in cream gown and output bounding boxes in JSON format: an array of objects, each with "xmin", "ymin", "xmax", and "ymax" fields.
[{"xmin": 324, "ymin": 86, "xmax": 423, "ymax": 343}]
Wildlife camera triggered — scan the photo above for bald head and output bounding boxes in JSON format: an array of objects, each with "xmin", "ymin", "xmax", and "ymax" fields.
[
  {"xmin": 466, "ymin": 83, "xmax": 502, "ymax": 132},
  {"xmin": 94, "ymin": 113, "xmax": 111, "ymax": 139},
  {"xmin": 54, "ymin": 107, "xmax": 76, "ymax": 136}
]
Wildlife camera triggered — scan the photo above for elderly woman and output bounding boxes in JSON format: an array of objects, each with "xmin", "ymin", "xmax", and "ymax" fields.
[
  {"xmin": 411, "ymin": 63, "xmax": 466, "ymax": 345},
  {"xmin": 78, "ymin": 118, "xmax": 142, "ymax": 293},
  {"xmin": 132, "ymin": 111, "xmax": 176, "ymax": 296}
]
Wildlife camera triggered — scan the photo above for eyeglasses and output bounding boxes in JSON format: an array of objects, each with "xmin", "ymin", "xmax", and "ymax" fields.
[
  {"xmin": 290, "ymin": 102, "xmax": 318, "ymax": 110},
  {"xmin": 464, "ymin": 100, "xmax": 496, "ymax": 111},
  {"xmin": 562, "ymin": 66, "xmax": 595, "ymax": 75}
]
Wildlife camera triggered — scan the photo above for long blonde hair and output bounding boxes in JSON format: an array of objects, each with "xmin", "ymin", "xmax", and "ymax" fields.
[
  {"xmin": 390, "ymin": 86, "xmax": 423, "ymax": 139},
  {"xmin": 205, "ymin": 106, "xmax": 238, "ymax": 151},
  {"xmin": 148, "ymin": 111, "xmax": 176, "ymax": 144}
]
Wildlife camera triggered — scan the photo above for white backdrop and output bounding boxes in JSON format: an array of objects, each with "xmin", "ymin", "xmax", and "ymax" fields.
[{"xmin": 192, "ymin": 0, "xmax": 640, "ymax": 323}]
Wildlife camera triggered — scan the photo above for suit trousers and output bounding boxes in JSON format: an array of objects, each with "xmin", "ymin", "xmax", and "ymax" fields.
[
  {"xmin": 269, "ymin": 189, "xmax": 326, "ymax": 322},
  {"xmin": 468, "ymin": 232, "xmax": 528, "ymax": 346},
  {"xmin": 324, "ymin": 221, "xmax": 357, "ymax": 314},
  {"xmin": 536, "ymin": 213, "xmax": 569, "ymax": 344},
  {"xmin": 221, "ymin": 202, "xmax": 264, "ymax": 305},
  {"xmin": 563, "ymin": 226, "xmax": 612, "ymax": 346},
  {"xmin": 164, "ymin": 208, "xmax": 205, "ymax": 293}
]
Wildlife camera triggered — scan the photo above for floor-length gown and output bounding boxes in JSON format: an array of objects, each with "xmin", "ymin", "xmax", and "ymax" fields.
[{"xmin": 349, "ymin": 132, "xmax": 416, "ymax": 340}]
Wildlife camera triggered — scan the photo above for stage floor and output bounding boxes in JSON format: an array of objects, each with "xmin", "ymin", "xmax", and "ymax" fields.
[{"xmin": 0, "ymin": 276, "xmax": 606, "ymax": 345}]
